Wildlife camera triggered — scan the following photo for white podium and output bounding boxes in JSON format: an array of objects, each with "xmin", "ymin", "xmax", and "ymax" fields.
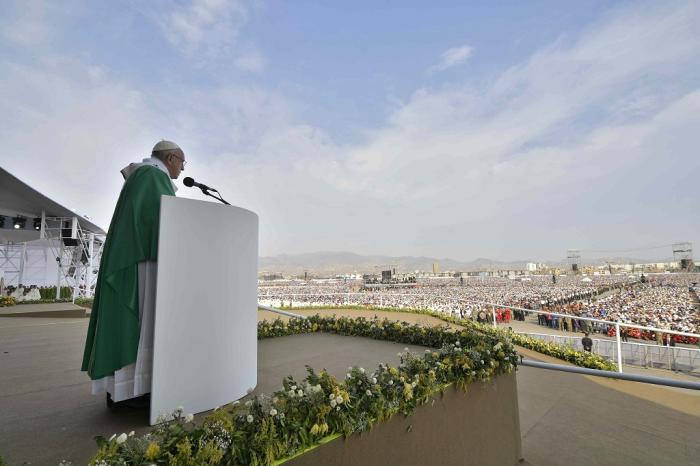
[{"xmin": 150, "ymin": 196, "xmax": 258, "ymax": 425}]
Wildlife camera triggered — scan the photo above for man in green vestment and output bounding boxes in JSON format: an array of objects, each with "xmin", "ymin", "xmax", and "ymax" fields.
[{"xmin": 82, "ymin": 140, "xmax": 186, "ymax": 407}]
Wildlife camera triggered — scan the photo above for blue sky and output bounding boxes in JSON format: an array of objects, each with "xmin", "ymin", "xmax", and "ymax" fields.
[{"xmin": 1, "ymin": 0, "xmax": 698, "ymax": 262}]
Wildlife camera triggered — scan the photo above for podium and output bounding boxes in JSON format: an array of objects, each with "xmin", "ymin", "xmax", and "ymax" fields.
[{"xmin": 150, "ymin": 196, "xmax": 258, "ymax": 425}]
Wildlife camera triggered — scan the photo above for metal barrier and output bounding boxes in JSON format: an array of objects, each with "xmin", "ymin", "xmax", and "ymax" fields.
[
  {"xmin": 519, "ymin": 359, "xmax": 700, "ymax": 391},
  {"xmin": 520, "ymin": 332, "xmax": 700, "ymax": 374},
  {"xmin": 258, "ymin": 304, "xmax": 306, "ymax": 319}
]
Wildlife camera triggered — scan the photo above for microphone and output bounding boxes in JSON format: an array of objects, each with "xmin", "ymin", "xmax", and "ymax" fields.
[
  {"xmin": 182, "ymin": 176, "xmax": 230, "ymax": 205},
  {"xmin": 183, "ymin": 177, "xmax": 217, "ymax": 192}
]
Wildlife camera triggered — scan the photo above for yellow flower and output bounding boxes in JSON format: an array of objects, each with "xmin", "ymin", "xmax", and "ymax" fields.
[
  {"xmin": 403, "ymin": 383, "xmax": 414, "ymax": 401},
  {"xmin": 310, "ymin": 423, "xmax": 320, "ymax": 435},
  {"xmin": 145, "ymin": 442, "xmax": 161, "ymax": 460},
  {"xmin": 389, "ymin": 367, "xmax": 399, "ymax": 376}
]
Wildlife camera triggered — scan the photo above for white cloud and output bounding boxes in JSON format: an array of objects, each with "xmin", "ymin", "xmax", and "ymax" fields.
[
  {"xmin": 430, "ymin": 45, "xmax": 473, "ymax": 73},
  {"xmin": 157, "ymin": 0, "xmax": 251, "ymax": 60},
  {"xmin": 233, "ymin": 49, "xmax": 266, "ymax": 73},
  {"xmin": 1, "ymin": 1, "xmax": 699, "ymax": 260},
  {"xmin": 0, "ymin": 0, "xmax": 51, "ymax": 48}
]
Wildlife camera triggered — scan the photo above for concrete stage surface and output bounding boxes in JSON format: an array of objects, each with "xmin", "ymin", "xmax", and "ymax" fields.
[
  {"xmin": 0, "ymin": 302, "xmax": 88, "ymax": 318},
  {"xmin": 1, "ymin": 312, "xmax": 699, "ymax": 465}
]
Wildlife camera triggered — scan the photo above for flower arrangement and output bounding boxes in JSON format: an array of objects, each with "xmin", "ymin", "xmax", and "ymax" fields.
[
  {"xmin": 89, "ymin": 315, "xmax": 517, "ymax": 465},
  {"xmin": 16, "ymin": 298, "xmax": 73, "ymax": 305},
  {"xmin": 272, "ymin": 306, "xmax": 618, "ymax": 371},
  {"xmin": 0, "ymin": 296, "xmax": 16, "ymax": 307}
]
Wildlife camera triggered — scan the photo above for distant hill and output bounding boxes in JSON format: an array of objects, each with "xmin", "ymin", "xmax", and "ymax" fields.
[
  {"xmin": 258, "ymin": 251, "xmax": 680, "ymax": 276},
  {"xmin": 259, "ymin": 251, "xmax": 530, "ymax": 275}
]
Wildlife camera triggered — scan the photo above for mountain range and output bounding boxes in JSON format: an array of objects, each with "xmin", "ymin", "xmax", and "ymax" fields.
[{"xmin": 258, "ymin": 251, "xmax": 677, "ymax": 275}]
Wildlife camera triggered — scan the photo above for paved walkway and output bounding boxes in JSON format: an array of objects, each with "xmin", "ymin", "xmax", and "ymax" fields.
[{"xmin": 0, "ymin": 312, "xmax": 698, "ymax": 465}]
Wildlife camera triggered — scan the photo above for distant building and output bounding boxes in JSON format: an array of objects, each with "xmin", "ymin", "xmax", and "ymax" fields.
[{"xmin": 432, "ymin": 262, "xmax": 439, "ymax": 274}]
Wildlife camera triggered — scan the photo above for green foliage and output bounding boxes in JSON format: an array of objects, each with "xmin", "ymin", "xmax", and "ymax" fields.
[
  {"xmin": 88, "ymin": 315, "xmax": 516, "ymax": 466},
  {"xmin": 38, "ymin": 286, "xmax": 72, "ymax": 300},
  {"xmin": 75, "ymin": 297, "xmax": 94, "ymax": 308}
]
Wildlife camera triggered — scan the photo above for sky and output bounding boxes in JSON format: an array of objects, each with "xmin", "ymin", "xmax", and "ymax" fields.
[{"xmin": 1, "ymin": 0, "xmax": 698, "ymax": 262}]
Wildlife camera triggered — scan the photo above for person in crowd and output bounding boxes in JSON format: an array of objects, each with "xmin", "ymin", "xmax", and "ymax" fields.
[{"xmin": 582, "ymin": 333, "xmax": 593, "ymax": 352}]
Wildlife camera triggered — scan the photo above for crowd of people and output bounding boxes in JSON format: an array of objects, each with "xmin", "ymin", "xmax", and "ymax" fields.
[
  {"xmin": 534, "ymin": 276, "xmax": 699, "ymax": 343},
  {"xmin": 258, "ymin": 274, "xmax": 700, "ymax": 341},
  {"xmin": 1, "ymin": 285, "xmax": 72, "ymax": 302},
  {"xmin": 3, "ymin": 285, "xmax": 43, "ymax": 301}
]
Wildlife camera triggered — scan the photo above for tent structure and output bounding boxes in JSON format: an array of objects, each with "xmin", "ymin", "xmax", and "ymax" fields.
[{"xmin": 0, "ymin": 166, "xmax": 106, "ymax": 298}]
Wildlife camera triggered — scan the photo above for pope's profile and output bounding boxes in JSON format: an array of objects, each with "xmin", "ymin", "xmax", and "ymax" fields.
[{"xmin": 82, "ymin": 140, "xmax": 186, "ymax": 407}]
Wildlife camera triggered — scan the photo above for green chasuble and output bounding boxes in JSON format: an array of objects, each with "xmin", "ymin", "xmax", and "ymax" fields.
[{"xmin": 82, "ymin": 165, "xmax": 175, "ymax": 380}]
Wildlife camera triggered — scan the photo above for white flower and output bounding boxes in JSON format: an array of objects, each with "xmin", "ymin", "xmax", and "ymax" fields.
[
  {"xmin": 336, "ymin": 406, "xmax": 340, "ymax": 411},
  {"xmin": 280, "ymin": 412, "xmax": 285, "ymax": 419},
  {"xmin": 128, "ymin": 431, "xmax": 135, "ymax": 437},
  {"xmin": 411, "ymin": 382, "xmax": 417, "ymax": 388},
  {"xmin": 185, "ymin": 413, "xmax": 194, "ymax": 423},
  {"xmin": 116, "ymin": 433, "xmax": 127, "ymax": 444},
  {"xmin": 335, "ymin": 396, "xmax": 343, "ymax": 405},
  {"xmin": 232, "ymin": 400, "xmax": 240, "ymax": 407},
  {"xmin": 480, "ymin": 360, "xmax": 484, "ymax": 364},
  {"xmin": 270, "ymin": 408, "xmax": 278, "ymax": 416},
  {"xmin": 425, "ymin": 349, "xmax": 431, "ymax": 353},
  {"xmin": 388, "ymin": 380, "xmax": 394, "ymax": 386},
  {"xmin": 108, "ymin": 434, "xmax": 116, "ymax": 442},
  {"xmin": 372, "ymin": 378, "xmax": 377, "ymax": 384},
  {"xmin": 297, "ymin": 389, "xmax": 304, "ymax": 397},
  {"xmin": 245, "ymin": 400, "xmax": 253, "ymax": 407},
  {"xmin": 455, "ymin": 341, "xmax": 461, "ymax": 346},
  {"xmin": 399, "ymin": 377, "xmax": 405, "ymax": 382},
  {"xmin": 493, "ymin": 342, "xmax": 503, "ymax": 351},
  {"xmin": 346, "ymin": 373, "xmax": 352, "ymax": 379},
  {"xmin": 330, "ymin": 399, "xmax": 337, "ymax": 408},
  {"xmin": 176, "ymin": 406, "xmax": 184, "ymax": 413},
  {"xmin": 366, "ymin": 390, "xmax": 372, "ymax": 396},
  {"xmin": 329, "ymin": 393, "xmax": 335, "ymax": 400},
  {"xmin": 291, "ymin": 385, "xmax": 297, "ymax": 391},
  {"xmin": 246, "ymin": 414, "xmax": 254, "ymax": 423},
  {"xmin": 359, "ymin": 367, "xmax": 365, "ymax": 373},
  {"xmin": 288, "ymin": 389, "xmax": 295, "ymax": 397}
]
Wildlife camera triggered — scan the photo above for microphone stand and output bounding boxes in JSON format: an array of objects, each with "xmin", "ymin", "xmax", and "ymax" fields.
[{"xmin": 200, "ymin": 187, "xmax": 231, "ymax": 205}]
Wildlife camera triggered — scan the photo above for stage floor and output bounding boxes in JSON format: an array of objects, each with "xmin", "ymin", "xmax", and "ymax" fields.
[{"xmin": 0, "ymin": 313, "xmax": 699, "ymax": 465}]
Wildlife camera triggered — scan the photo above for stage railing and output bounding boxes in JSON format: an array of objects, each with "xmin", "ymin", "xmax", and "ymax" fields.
[{"xmin": 521, "ymin": 332, "xmax": 700, "ymax": 374}]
